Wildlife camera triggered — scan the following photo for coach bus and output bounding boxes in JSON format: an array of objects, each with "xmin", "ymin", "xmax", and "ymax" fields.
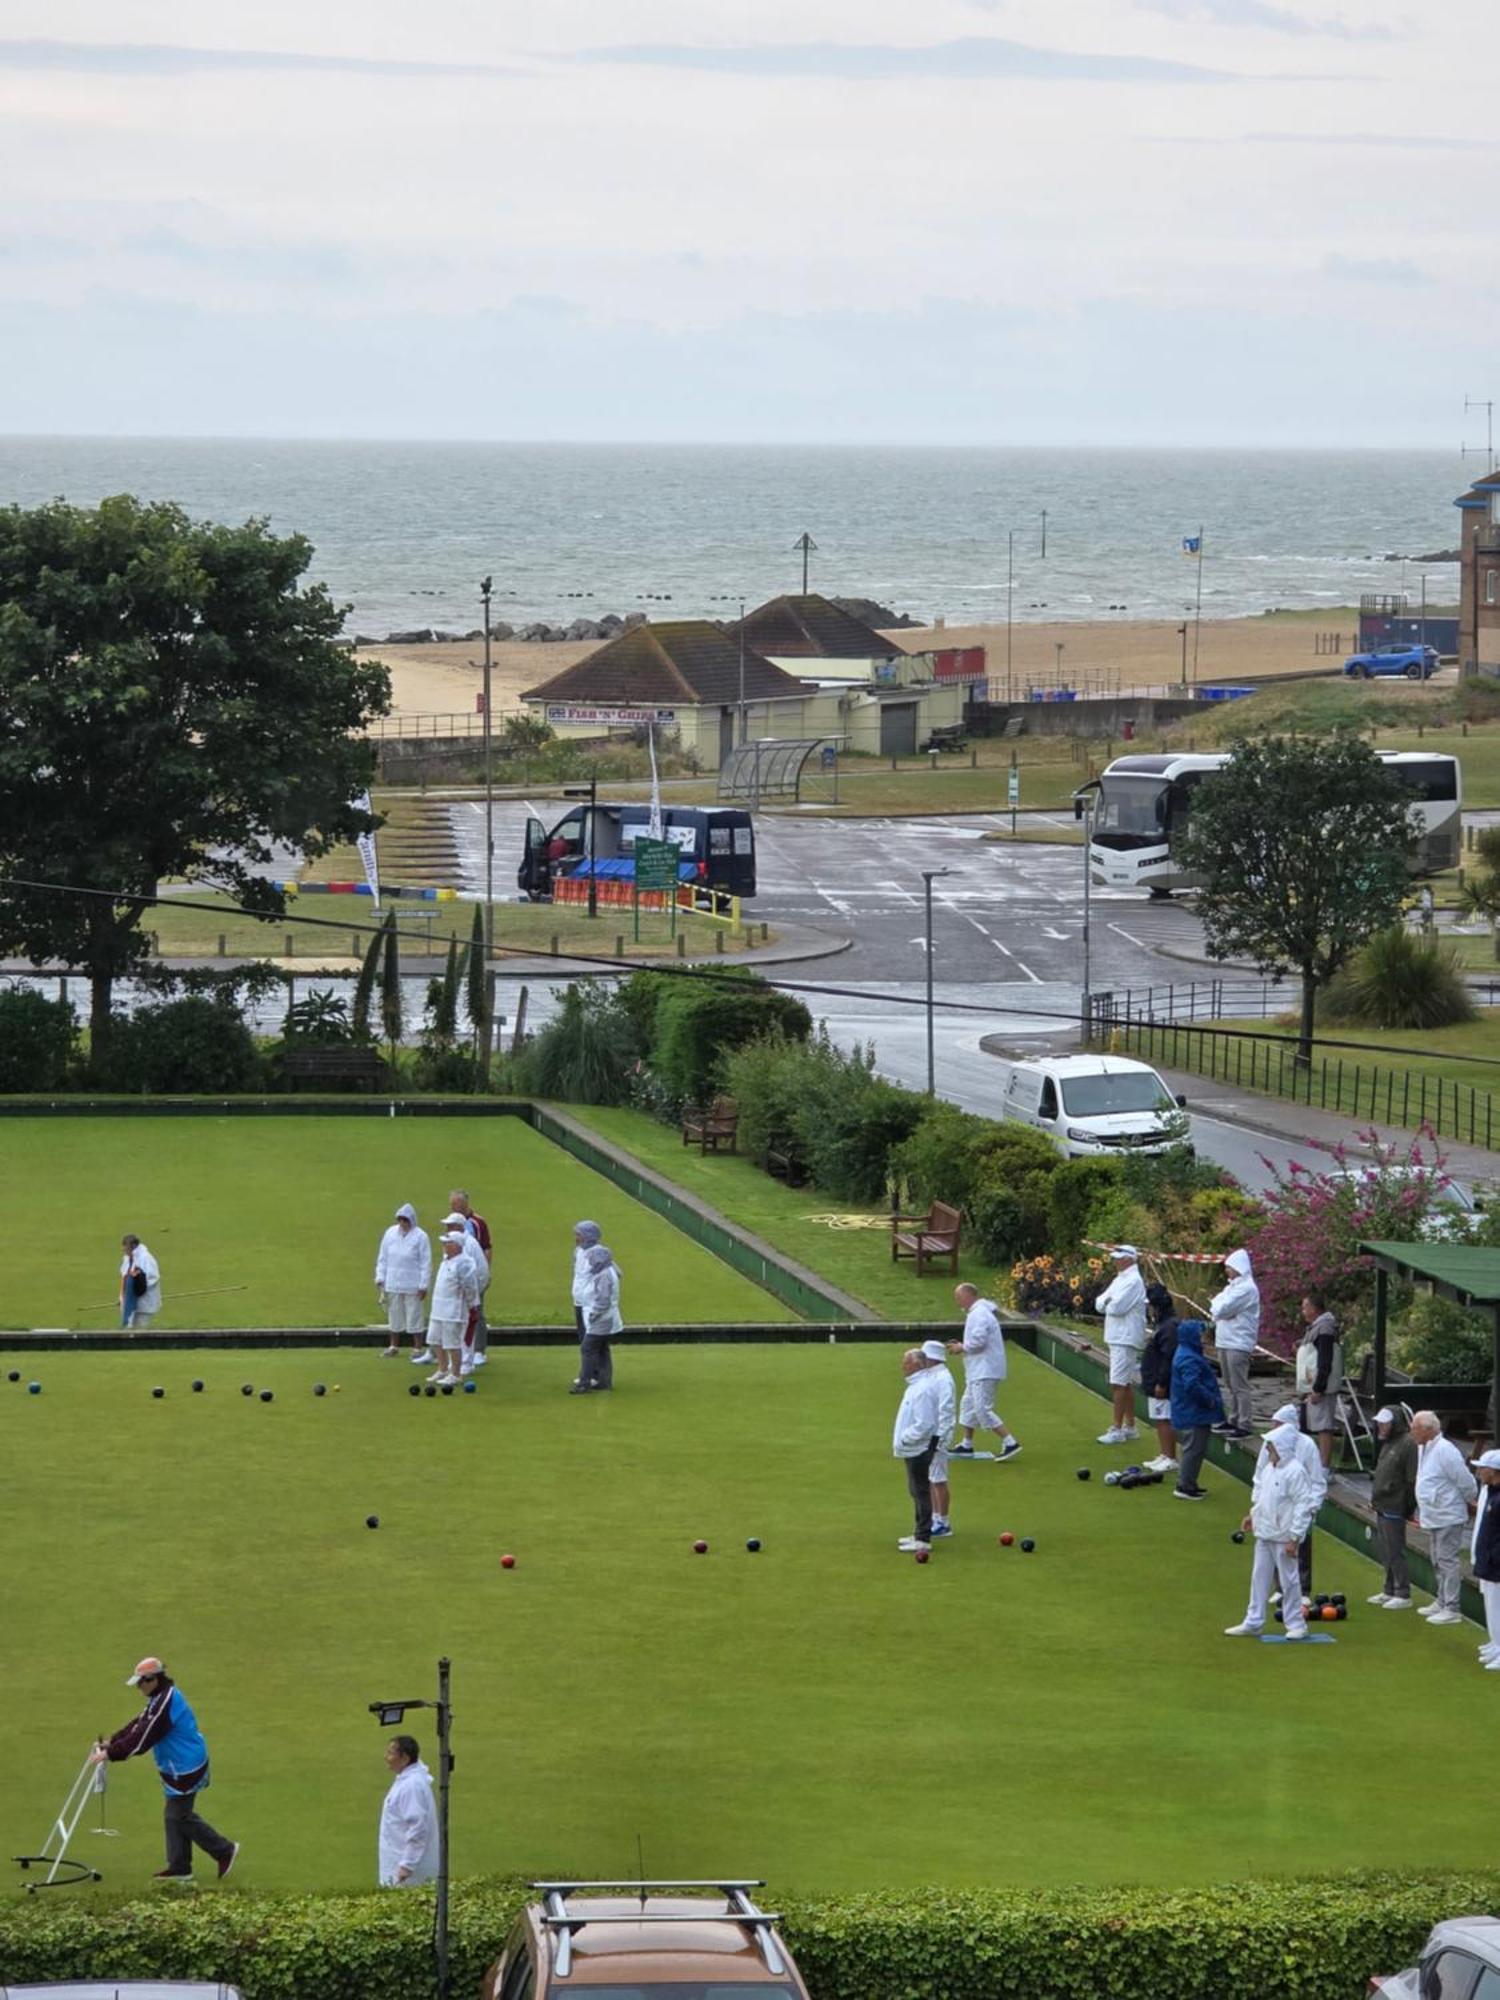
[
  {"xmin": 1081, "ymin": 749, "xmax": 1461, "ymax": 897},
  {"xmin": 518, "ymin": 803, "xmax": 757, "ymax": 902}
]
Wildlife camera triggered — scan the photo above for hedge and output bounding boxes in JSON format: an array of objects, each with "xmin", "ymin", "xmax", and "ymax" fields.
[{"xmin": 2, "ymin": 1872, "xmax": 1497, "ymax": 2000}]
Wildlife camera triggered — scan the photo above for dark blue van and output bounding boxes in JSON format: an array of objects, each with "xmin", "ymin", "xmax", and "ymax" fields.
[{"xmin": 518, "ymin": 804, "xmax": 757, "ymax": 901}]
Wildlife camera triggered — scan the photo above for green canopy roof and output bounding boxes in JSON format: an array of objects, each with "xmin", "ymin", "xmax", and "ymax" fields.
[{"xmin": 1360, "ymin": 1240, "xmax": 1500, "ymax": 1308}]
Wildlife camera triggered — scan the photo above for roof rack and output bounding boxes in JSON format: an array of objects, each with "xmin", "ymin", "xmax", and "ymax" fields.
[{"xmin": 531, "ymin": 1879, "xmax": 786, "ymax": 1981}]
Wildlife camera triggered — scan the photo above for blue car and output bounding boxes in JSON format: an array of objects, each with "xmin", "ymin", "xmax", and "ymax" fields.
[{"xmin": 1342, "ymin": 643, "xmax": 1439, "ymax": 680}]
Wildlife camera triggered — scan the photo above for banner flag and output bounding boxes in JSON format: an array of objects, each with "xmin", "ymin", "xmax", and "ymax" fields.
[
  {"xmin": 647, "ymin": 728, "xmax": 664, "ymax": 841},
  {"xmin": 353, "ymin": 791, "xmax": 380, "ymax": 908}
]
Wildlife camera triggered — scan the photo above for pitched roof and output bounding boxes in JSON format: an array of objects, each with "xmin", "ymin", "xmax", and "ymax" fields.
[
  {"xmin": 729, "ymin": 594, "xmax": 908, "ymax": 661},
  {"xmin": 523, "ymin": 620, "xmax": 805, "ymax": 707},
  {"xmin": 1455, "ymin": 468, "xmax": 1500, "ymax": 506}
]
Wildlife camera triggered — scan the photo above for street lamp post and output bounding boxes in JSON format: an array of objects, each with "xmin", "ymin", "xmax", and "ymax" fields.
[
  {"xmin": 479, "ymin": 579, "xmax": 495, "ymax": 1077},
  {"xmin": 920, "ymin": 867, "xmax": 950, "ymax": 1096},
  {"xmin": 1177, "ymin": 622, "xmax": 1188, "ymax": 684},
  {"xmin": 1005, "ymin": 529, "xmax": 1015, "ymax": 704},
  {"xmin": 1079, "ymin": 793, "xmax": 1096, "ymax": 1042},
  {"xmin": 369, "ymin": 1658, "xmax": 453, "ymax": 2000}
]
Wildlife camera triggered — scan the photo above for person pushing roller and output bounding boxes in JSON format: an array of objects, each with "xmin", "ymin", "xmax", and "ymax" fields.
[{"xmin": 90, "ymin": 1657, "xmax": 238, "ymax": 1885}]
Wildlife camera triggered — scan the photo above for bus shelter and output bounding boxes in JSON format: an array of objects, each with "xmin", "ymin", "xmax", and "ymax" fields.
[
  {"xmin": 717, "ymin": 738, "xmax": 835, "ymax": 805},
  {"xmin": 1361, "ymin": 1238, "xmax": 1500, "ymax": 1436}
]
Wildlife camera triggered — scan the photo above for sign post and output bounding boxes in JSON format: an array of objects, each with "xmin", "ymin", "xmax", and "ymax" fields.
[
  {"xmin": 1008, "ymin": 753, "xmax": 1019, "ymax": 835},
  {"xmin": 633, "ymin": 837, "xmax": 679, "ymax": 944}
]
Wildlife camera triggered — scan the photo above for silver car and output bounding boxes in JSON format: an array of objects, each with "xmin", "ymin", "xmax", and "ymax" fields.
[{"xmin": 1371, "ymin": 1915, "xmax": 1500, "ymax": 1998}]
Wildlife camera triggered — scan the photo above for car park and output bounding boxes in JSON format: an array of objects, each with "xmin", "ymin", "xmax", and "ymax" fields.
[
  {"xmin": 481, "ymin": 1879, "xmax": 812, "ymax": 1999},
  {"xmin": 1343, "ymin": 643, "xmax": 1440, "ymax": 680},
  {"xmin": 1368, "ymin": 1912, "xmax": 1500, "ymax": 1997},
  {"xmin": 1002, "ymin": 1054, "xmax": 1189, "ymax": 1158}
]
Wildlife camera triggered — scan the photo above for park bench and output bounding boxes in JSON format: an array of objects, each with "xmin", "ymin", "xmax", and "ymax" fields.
[
  {"xmin": 890, "ymin": 1199, "xmax": 963, "ymax": 1276},
  {"xmin": 281, "ymin": 1046, "xmax": 390, "ymax": 1091},
  {"xmin": 921, "ymin": 724, "xmax": 969, "ymax": 754},
  {"xmin": 682, "ymin": 1095, "xmax": 739, "ymax": 1154},
  {"xmin": 764, "ymin": 1144, "xmax": 808, "ymax": 1188}
]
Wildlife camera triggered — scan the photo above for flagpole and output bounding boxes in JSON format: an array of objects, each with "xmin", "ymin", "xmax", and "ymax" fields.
[{"xmin": 1192, "ymin": 525, "xmax": 1204, "ymax": 686}]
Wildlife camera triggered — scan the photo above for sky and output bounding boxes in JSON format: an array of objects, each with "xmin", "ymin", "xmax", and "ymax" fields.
[{"xmin": 0, "ymin": 0, "xmax": 1494, "ymax": 444}]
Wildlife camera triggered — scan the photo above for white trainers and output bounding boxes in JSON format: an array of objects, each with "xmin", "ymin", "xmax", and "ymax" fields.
[
  {"xmin": 1119, "ymin": 1426, "xmax": 1139, "ymax": 1441},
  {"xmin": 411, "ymin": 1350, "xmax": 434, "ymax": 1365},
  {"xmin": 1097, "ymin": 1427, "xmax": 1126, "ymax": 1445},
  {"xmin": 471, "ymin": 1352, "xmax": 488, "ymax": 1368},
  {"xmin": 1427, "ymin": 1609, "xmax": 1463, "ymax": 1626},
  {"xmin": 1224, "ymin": 1621, "xmax": 1263, "ymax": 1637},
  {"xmin": 1485, "ymin": 1658, "xmax": 1500, "ymax": 1670},
  {"xmin": 1382, "ymin": 1597, "xmax": 1412, "ymax": 1611},
  {"xmin": 1367, "ymin": 1592, "xmax": 1391, "ymax": 1606},
  {"xmin": 1145, "ymin": 1455, "xmax": 1178, "ymax": 1473},
  {"xmin": 381, "ymin": 1345, "xmax": 399, "ymax": 1358},
  {"xmin": 1477, "ymin": 1644, "xmax": 1497, "ymax": 1659},
  {"xmin": 897, "ymin": 1537, "xmax": 930, "ymax": 1553},
  {"xmin": 1283, "ymin": 1627, "xmax": 1311, "ymax": 1642}
]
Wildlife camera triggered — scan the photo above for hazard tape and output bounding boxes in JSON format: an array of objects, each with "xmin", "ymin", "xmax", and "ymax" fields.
[{"xmin": 1085, "ymin": 1241, "xmax": 1229, "ymax": 1265}]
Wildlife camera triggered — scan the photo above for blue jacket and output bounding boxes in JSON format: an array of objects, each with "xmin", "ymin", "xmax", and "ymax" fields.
[
  {"xmin": 104, "ymin": 1681, "xmax": 211, "ymax": 1796},
  {"xmin": 1170, "ymin": 1322, "xmax": 1225, "ymax": 1432}
]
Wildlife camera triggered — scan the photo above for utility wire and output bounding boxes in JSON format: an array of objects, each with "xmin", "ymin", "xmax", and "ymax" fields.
[{"xmin": 5, "ymin": 871, "xmax": 1500, "ymax": 1070}]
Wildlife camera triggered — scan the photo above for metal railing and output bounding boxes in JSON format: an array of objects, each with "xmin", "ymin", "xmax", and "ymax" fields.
[
  {"xmin": 1099, "ymin": 1012, "xmax": 1500, "ymax": 1151},
  {"xmin": 1088, "ymin": 978, "xmax": 1289, "ymax": 1026},
  {"xmin": 364, "ymin": 709, "xmax": 526, "ymax": 741}
]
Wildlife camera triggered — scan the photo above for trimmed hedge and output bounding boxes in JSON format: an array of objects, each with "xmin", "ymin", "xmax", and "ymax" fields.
[{"xmin": 1, "ymin": 1873, "xmax": 1497, "ymax": 2000}]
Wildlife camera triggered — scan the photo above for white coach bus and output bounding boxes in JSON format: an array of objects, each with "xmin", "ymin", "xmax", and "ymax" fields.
[{"xmin": 1081, "ymin": 749, "xmax": 1462, "ymax": 896}]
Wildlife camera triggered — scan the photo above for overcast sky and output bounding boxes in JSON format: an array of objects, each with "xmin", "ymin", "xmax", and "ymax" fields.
[{"xmin": 0, "ymin": 0, "xmax": 1493, "ymax": 444}]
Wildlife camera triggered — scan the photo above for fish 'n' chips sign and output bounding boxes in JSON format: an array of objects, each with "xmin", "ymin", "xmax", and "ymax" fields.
[{"xmin": 546, "ymin": 705, "xmax": 677, "ymax": 727}]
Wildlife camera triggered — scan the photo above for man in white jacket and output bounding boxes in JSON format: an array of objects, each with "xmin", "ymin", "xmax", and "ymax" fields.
[
  {"xmin": 120, "ymin": 1235, "xmax": 162, "ymax": 1330},
  {"xmin": 1412, "ymin": 1411, "xmax": 1479, "ymax": 1626},
  {"xmin": 892, "ymin": 1348, "xmax": 946, "ymax": 1555},
  {"xmin": 1095, "ymin": 1246, "xmax": 1147, "ymax": 1446},
  {"xmin": 948, "ymin": 1283, "xmax": 1022, "ymax": 1465},
  {"xmin": 1210, "ymin": 1248, "xmax": 1259, "ymax": 1440},
  {"xmin": 377, "ymin": 1736, "xmax": 438, "ymax": 1888},
  {"xmin": 426, "ymin": 1233, "xmax": 478, "ymax": 1387},
  {"xmin": 375, "ymin": 1204, "xmax": 431, "ymax": 1359},
  {"xmin": 921, "ymin": 1339, "xmax": 960, "ymax": 1539},
  {"xmin": 1225, "ymin": 1423, "xmax": 1316, "ymax": 1640},
  {"xmin": 1263, "ymin": 1401, "xmax": 1329, "ymax": 1610}
]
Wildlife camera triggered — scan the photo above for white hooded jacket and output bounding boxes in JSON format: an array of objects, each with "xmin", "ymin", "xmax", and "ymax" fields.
[
  {"xmin": 1415, "ymin": 1432, "xmax": 1478, "ymax": 1529},
  {"xmin": 429, "ymin": 1245, "xmax": 478, "ymax": 1326},
  {"xmin": 1258, "ymin": 1406, "xmax": 1329, "ymax": 1511},
  {"xmin": 957, "ymin": 1297, "xmax": 1008, "ymax": 1383},
  {"xmin": 1249, "ymin": 1425, "xmax": 1316, "ymax": 1542},
  {"xmin": 375, "ymin": 1207, "xmax": 432, "ymax": 1295},
  {"xmin": 378, "ymin": 1758, "xmax": 439, "ymax": 1887},
  {"xmin": 1095, "ymin": 1262, "xmax": 1147, "ymax": 1351},
  {"xmin": 1210, "ymin": 1249, "xmax": 1260, "ymax": 1354},
  {"xmin": 121, "ymin": 1242, "xmax": 162, "ymax": 1316},
  {"xmin": 892, "ymin": 1366, "xmax": 945, "ymax": 1459}
]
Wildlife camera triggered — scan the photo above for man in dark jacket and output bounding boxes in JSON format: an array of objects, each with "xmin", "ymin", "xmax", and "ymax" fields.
[
  {"xmin": 1296, "ymin": 1292, "xmax": 1343, "ymax": 1469},
  {"xmin": 1368, "ymin": 1404, "xmax": 1418, "ymax": 1610},
  {"xmin": 1470, "ymin": 1448, "xmax": 1500, "ymax": 1668},
  {"xmin": 1141, "ymin": 1282, "xmax": 1181, "ymax": 1475},
  {"xmin": 1169, "ymin": 1320, "xmax": 1224, "ymax": 1501},
  {"xmin": 90, "ymin": 1657, "xmax": 238, "ymax": 1884}
]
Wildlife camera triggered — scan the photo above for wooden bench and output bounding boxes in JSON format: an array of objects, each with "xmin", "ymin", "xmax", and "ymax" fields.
[
  {"xmin": 921, "ymin": 724, "xmax": 969, "ymax": 754},
  {"xmin": 765, "ymin": 1145, "xmax": 807, "ymax": 1187},
  {"xmin": 281, "ymin": 1047, "xmax": 390, "ymax": 1091},
  {"xmin": 682, "ymin": 1096, "xmax": 738, "ymax": 1154},
  {"xmin": 890, "ymin": 1200, "xmax": 963, "ymax": 1276}
]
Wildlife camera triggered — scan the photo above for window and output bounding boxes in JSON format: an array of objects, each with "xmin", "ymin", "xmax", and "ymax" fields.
[
  {"xmin": 1061, "ymin": 1072, "xmax": 1174, "ymax": 1118},
  {"xmin": 499, "ymin": 1948, "xmax": 536, "ymax": 2000},
  {"xmin": 1487, "ymin": 570, "xmax": 1497, "ymax": 606},
  {"xmin": 1469, "ymin": 1966, "xmax": 1500, "ymax": 2000},
  {"xmin": 1038, "ymin": 1078, "xmax": 1059, "ymax": 1119},
  {"xmin": 1422, "ymin": 1948, "xmax": 1484, "ymax": 2000}
]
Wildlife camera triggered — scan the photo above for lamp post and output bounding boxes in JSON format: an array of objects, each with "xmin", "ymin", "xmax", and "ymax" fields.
[
  {"xmin": 920, "ymin": 867, "xmax": 950, "ymax": 1096},
  {"xmin": 738, "ymin": 595, "xmax": 746, "ymax": 747},
  {"xmin": 1005, "ymin": 529, "xmax": 1015, "ymax": 704},
  {"xmin": 1177, "ymin": 622, "xmax": 1188, "ymax": 684},
  {"xmin": 369, "ymin": 1658, "xmax": 453, "ymax": 2000},
  {"xmin": 479, "ymin": 580, "xmax": 495, "ymax": 1076},
  {"xmin": 1077, "ymin": 791, "xmax": 1096, "ymax": 1042}
]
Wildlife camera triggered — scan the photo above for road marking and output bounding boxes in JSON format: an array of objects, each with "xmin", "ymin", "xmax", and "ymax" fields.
[
  {"xmin": 1108, "ymin": 920, "xmax": 1150, "ymax": 949},
  {"xmin": 1041, "ymin": 925, "xmax": 1070, "ymax": 939},
  {"xmin": 1014, "ymin": 959, "xmax": 1043, "ymax": 984}
]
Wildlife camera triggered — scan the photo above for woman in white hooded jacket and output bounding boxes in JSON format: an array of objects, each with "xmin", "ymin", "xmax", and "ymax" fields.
[
  {"xmin": 1210, "ymin": 1248, "xmax": 1260, "ymax": 1439},
  {"xmin": 1225, "ymin": 1424, "xmax": 1316, "ymax": 1639}
]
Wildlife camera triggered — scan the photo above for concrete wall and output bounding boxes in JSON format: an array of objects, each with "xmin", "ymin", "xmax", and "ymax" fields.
[{"xmin": 973, "ymin": 694, "xmax": 1206, "ymax": 738}]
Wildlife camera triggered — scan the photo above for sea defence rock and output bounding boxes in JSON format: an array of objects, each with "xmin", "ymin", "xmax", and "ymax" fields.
[
  {"xmin": 565, "ymin": 617, "xmax": 604, "ymax": 641},
  {"xmin": 833, "ymin": 594, "xmax": 924, "ymax": 629}
]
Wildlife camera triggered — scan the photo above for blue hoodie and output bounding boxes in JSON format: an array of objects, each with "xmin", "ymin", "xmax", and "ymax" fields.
[{"xmin": 1170, "ymin": 1321, "xmax": 1225, "ymax": 1432}]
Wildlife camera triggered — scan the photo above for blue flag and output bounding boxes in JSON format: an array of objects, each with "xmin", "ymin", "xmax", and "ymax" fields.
[{"xmin": 1182, "ymin": 535, "xmax": 1202, "ymax": 556}]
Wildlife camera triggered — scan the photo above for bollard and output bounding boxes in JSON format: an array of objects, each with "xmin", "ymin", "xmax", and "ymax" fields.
[
  {"xmin": 218, "ymin": 933, "xmax": 227, "ymax": 958},
  {"xmin": 676, "ymin": 932, "xmax": 686, "ymax": 958},
  {"xmin": 761, "ymin": 921, "xmax": 769, "ymax": 941},
  {"xmin": 285, "ymin": 932, "xmax": 294, "ymax": 957},
  {"xmin": 550, "ymin": 933, "xmax": 559, "ymax": 956},
  {"xmin": 615, "ymin": 934, "xmax": 624, "ymax": 958},
  {"xmin": 351, "ymin": 933, "xmax": 360, "ymax": 955},
  {"xmin": 716, "ymin": 929, "xmax": 725, "ymax": 953},
  {"xmin": 743, "ymin": 925, "xmax": 755, "ymax": 949},
  {"xmin": 970, "ymin": 748, "xmax": 977, "ymax": 768}
]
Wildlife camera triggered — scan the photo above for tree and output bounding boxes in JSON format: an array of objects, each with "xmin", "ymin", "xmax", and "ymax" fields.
[
  {"xmin": 1177, "ymin": 734, "xmax": 1418, "ymax": 1065},
  {"xmin": 380, "ymin": 910, "xmax": 403, "ymax": 1061},
  {"xmin": 0, "ymin": 496, "xmax": 390, "ymax": 1062}
]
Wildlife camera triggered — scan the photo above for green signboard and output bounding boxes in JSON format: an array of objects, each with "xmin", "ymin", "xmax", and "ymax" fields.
[{"xmin": 634, "ymin": 838, "xmax": 679, "ymax": 892}]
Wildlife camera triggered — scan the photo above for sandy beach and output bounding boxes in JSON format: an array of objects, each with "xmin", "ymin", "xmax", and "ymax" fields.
[{"xmin": 358, "ymin": 608, "xmax": 1365, "ymax": 722}]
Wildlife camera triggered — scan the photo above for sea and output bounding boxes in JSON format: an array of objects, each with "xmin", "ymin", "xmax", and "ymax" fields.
[{"xmin": 0, "ymin": 438, "xmax": 1471, "ymax": 640}]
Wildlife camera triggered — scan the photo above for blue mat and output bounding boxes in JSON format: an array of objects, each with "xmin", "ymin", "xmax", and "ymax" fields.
[{"xmin": 1259, "ymin": 1633, "xmax": 1337, "ymax": 1645}]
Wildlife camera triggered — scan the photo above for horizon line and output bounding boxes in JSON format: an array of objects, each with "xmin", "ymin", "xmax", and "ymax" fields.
[{"xmin": 0, "ymin": 431, "xmax": 1460, "ymax": 454}]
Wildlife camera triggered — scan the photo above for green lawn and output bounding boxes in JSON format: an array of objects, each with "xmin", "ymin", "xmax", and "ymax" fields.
[
  {"xmin": 4, "ymin": 1343, "xmax": 1496, "ymax": 1901},
  {"xmin": 0, "ymin": 1116, "xmax": 794, "ymax": 1329}
]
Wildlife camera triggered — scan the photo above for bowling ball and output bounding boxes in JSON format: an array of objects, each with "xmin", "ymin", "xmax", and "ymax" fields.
[
  {"xmin": 693, "ymin": 1540, "xmax": 708, "ymax": 1554},
  {"xmin": 998, "ymin": 1532, "xmax": 1015, "ymax": 1547},
  {"xmin": 151, "ymin": 1387, "xmax": 164, "ymax": 1400},
  {"xmin": 1321, "ymin": 1605, "xmax": 1339, "ymax": 1621},
  {"xmin": 500, "ymin": 1554, "xmax": 516, "ymax": 1569},
  {"xmin": 1231, "ymin": 1530, "xmax": 1246, "ymax": 1544},
  {"xmin": 1076, "ymin": 1468, "xmax": 1091, "ymax": 1481},
  {"xmin": 746, "ymin": 1538, "xmax": 762, "ymax": 1553},
  {"xmin": 408, "ymin": 1384, "xmax": 421, "ymax": 1398},
  {"xmin": 914, "ymin": 1548, "xmax": 931, "ymax": 1564},
  {"xmin": 1019, "ymin": 1538, "xmax": 1036, "ymax": 1553},
  {"xmin": 191, "ymin": 1380, "xmax": 204, "ymax": 1393}
]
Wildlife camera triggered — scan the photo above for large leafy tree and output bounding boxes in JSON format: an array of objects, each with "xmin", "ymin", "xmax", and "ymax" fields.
[
  {"xmin": 1177, "ymin": 733, "xmax": 1419, "ymax": 1064},
  {"xmin": 0, "ymin": 496, "xmax": 390, "ymax": 1060}
]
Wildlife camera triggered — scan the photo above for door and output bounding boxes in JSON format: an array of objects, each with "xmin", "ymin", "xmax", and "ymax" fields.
[
  {"xmin": 719, "ymin": 706, "xmax": 736, "ymax": 769},
  {"xmin": 880, "ymin": 702, "xmax": 918, "ymax": 757},
  {"xmin": 519, "ymin": 816, "xmax": 546, "ymax": 898}
]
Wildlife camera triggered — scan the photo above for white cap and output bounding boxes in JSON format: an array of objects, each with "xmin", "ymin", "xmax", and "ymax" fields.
[
  {"xmin": 920, "ymin": 1339, "xmax": 948, "ymax": 1362},
  {"xmin": 443, "ymin": 1212, "xmax": 467, "ymax": 1228},
  {"xmin": 1373, "ymin": 1406, "xmax": 1395, "ymax": 1425},
  {"xmin": 1476, "ymin": 1450, "xmax": 1500, "ymax": 1471},
  {"xmin": 441, "ymin": 1230, "xmax": 467, "ymax": 1246},
  {"xmin": 126, "ymin": 1656, "xmax": 164, "ymax": 1686},
  {"xmin": 1109, "ymin": 1244, "xmax": 1138, "ymax": 1260}
]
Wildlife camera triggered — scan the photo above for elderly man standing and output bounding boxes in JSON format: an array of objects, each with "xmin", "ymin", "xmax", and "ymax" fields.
[
  {"xmin": 1209, "ymin": 1249, "xmax": 1260, "ymax": 1441},
  {"xmin": 1368, "ymin": 1404, "xmax": 1418, "ymax": 1609},
  {"xmin": 1225, "ymin": 1423, "xmax": 1316, "ymax": 1641},
  {"xmin": 1412, "ymin": 1410, "xmax": 1478, "ymax": 1627},
  {"xmin": 1264, "ymin": 1401, "xmax": 1329, "ymax": 1609},
  {"xmin": 1094, "ymin": 1245, "xmax": 1147, "ymax": 1446},
  {"xmin": 449, "ymin": 1188, "xmax": 492, "ymax": 1371},
  {"xmin": 375, "ymin": 1205, "xmax": 431, "ymax": 1360},
  {"xmin": 426, "ymin": 1231, "xmax": 478, "ymax": 1388},
  {"xmin": 948, "ymin": 1283, "xmax": 1021, "ymax": 1465},
  {"xmin": 893, "ymin": 1347, "xmax": 946, "ymax": 1556},
  {"xmin": 922, "ymin": 1339, "xmax": 959, "ymax": 1540},
  {"xmin": 1471, "ymin": 1450, "xmax": 1500, "ymax": 1669},
  {"xmin": 378, "ymin": 1734, "xmax": 439, "ymax": 1887}
]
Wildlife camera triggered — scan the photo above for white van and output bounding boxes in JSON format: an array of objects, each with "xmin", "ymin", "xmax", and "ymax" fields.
[{"xmin": 1002, "ymin": 1055, "xmax": 1189, "ymax": 1159}]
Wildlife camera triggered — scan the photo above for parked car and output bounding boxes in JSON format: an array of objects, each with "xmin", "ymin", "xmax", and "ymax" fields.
[
  {"xmin": 1368, "ymin": 1912, "xmax": 1500, "ymax": 1996},
  {"xmin": 482, "ymin": 1880, "xmax": 812, "ymax": 1999},
  {"xmin": 1343, "ymin": 643, "xmax": 1440, "ymax": 680},
  {"xmin": 1327, "ymin": 1166, "xmax": 1483, "ymax": 1242},
  {"xmin": 1002, "ymin": 1054, "xmax": 1189, "ymax": 1159}
]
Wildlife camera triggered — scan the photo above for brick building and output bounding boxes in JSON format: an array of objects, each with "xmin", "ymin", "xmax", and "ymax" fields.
[{"xmin": 1455, "ymin": 466, "xmax": 1500, "ymax": 672}]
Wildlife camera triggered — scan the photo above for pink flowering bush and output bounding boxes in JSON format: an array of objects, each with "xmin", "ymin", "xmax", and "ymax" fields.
[{"xmin": 1247, "ymin": 1126, "xmax": 1456, "ymax": 1355}]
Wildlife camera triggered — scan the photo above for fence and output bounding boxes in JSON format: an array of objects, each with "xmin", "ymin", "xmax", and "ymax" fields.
[
  {"xmin": 1104, "ymin": 1013, "xmax": 1500, "ymax": 1152},
  {"xmin": 1088, "ymin": 977, "xmax": 1289, "ymax": 1026},
  {"xmin": 364, "ymin": 709, "xmax": 526, "ymax": 741}
]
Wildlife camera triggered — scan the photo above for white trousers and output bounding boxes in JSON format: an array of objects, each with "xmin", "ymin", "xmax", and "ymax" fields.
[
  {"xmin": 385, "ymin": 1292, "xmax": 425, "ymax": 1336},
  {"xmin": 960, "ymin": 1378, "xmax": 1005, "ymax": 1431},
  {"xmin": 1246, "ymin": 1537, "xmax": 1306, "ymax": 1634},
  {"xmin": 1483, "ymin": 1578, "xmax": 1500, "ymax": 1651}
]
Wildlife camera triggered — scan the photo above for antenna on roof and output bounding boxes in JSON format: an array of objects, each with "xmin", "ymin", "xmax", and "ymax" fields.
[
  {"xmin": 1463, "ymin": 394, "xmax": 1496, "ymax": 473},
  {"xmin": 792, "ymin": 531, "xmax": 817, "ymax": 595}
]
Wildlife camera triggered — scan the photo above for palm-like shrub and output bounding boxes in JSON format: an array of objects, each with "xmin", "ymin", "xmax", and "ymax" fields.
[{"xmin": 1319, "ymin": 924, "xmax": 1475, "ymax": 1029}]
